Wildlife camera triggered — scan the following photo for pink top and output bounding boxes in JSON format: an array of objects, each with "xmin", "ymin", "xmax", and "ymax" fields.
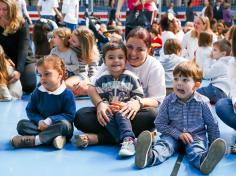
[{"xmin": 127, "ymin": 0, "xmax": 154, "ymax": 11}]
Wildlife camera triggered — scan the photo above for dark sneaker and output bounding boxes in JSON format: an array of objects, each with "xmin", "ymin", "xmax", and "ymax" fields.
[
  {"xmin": 230, "ymin": 144, "xmax": 236, "ymax": 154},
  {"xmin": 135, "ymin": 130, "xmax": 153, "ymax": 169},
  {"xmin": 200, "ymin": 138, "xmax": 226, "ymax": 174},
  {"xmin": 11, "ymin": 135, "xmax": 35, "ymax": 148},
  {"xmin": 53, "ymin": 136, "xmax": 66, "ymax": 149}
]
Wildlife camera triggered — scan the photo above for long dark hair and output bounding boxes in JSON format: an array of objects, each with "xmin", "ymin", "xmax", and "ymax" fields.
[{"xmin": 232, "ymin": 26, "xmax": 236, "ymax": 57}]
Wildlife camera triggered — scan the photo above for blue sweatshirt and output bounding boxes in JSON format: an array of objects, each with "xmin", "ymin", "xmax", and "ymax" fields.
[{"xmin": 26, "ymin": 84, "xmax": 76, "ymax": 125}]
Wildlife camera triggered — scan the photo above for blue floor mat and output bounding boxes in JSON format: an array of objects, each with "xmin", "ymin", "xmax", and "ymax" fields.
[{"xmin": 1, "ymin": 99, "xmax": 236, "ymax": 176}]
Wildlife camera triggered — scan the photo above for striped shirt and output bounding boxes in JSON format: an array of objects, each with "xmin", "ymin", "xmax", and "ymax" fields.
[
  {"xmin": 92, "ymin": 70, "xmax": 143, "ymax": 103},
  {"xmin": 155, "ymin": 92, "xmax": 220, "ymax": 144}
]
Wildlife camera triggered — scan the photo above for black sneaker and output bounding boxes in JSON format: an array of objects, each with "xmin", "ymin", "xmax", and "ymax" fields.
[
  {"xmin": 230, "ymin": 143, "xmax": 236, "ymax": 154},
  {"xmin": 135, "ymin": 130, "xmax": 153, "ymax": 169},
  {"xmin": 10, "ymin": 135, "xmax": 35, "ymax": 148},
  {"xmin": 200, "ymin": 138, "xmax": 226, "ymax": 174}
]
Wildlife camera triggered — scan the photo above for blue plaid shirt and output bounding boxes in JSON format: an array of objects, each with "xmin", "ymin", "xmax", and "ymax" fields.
[{"xmin": 155, "ymin": 92, "xmax": 220, "ymax": 144}]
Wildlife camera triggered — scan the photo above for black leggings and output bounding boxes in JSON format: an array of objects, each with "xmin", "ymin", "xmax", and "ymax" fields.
[
  {"xmin": 20, "ymin": 63, "xmax": 37, "ymax": 94},
  {"xmin": 74, "ymin": 107, "xmax": 157, "ymax": 144}
]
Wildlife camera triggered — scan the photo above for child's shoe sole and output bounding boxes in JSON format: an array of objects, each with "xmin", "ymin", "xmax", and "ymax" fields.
[
  {"xmin": 200, "ymin": 138, "xmax": 226, "ymax": 174},
  {"xmin": 135, "ymin": 130, "xmax": 152, "ymax": 169},
  {"xmin": 53, "ymin": 136, "xmax": 66, "ymax": 149}
]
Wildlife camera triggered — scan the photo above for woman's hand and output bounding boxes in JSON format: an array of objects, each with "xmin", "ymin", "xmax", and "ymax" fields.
[
  {"xmin": 96, "ymin": 102, "xmax": 112, "ymax": 126},
  {"xmin": 119, "ymin": 100, "xmax": 141, "ymax": 120},
  {"xmin": 9, "ymin": 71, "xmax": 20, "ymax": 84},
  {"xmin": 234, "ymin": 102, "xmax": 236, "ymax": 109},
  {"xmin": 72, "ymin": 80, "xmax": 89, "ymax": 96}
]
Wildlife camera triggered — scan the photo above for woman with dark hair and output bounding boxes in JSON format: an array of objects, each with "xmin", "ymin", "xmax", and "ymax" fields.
[
  {"xmin": 74, "ymin": 26, "xmax": 166, "ymax": 147},
  {"xmin": 0, "ymin": 0, "xmax": 36, "ymax": 94}
]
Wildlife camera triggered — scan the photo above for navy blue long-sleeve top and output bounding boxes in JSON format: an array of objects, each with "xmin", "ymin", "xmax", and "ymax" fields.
[{"xmin": 26, "ymin": 86, "xmax": 76, "ymax": 125}]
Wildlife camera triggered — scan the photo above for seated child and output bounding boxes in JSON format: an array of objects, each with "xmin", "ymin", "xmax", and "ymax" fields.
[
  {"xmin": 11, "ymin": 55, "xmax": 76, "ymax": 149},
  {"xmin": 159, "ymin": 39, "xmax": 186, "ymax": 95},
  {"xmin": 76, "ymin": 40, "xmax": 144, "ymax": 157},
  {"xmin": 50, "ymin": 27, "xmax": 81, "ymax": 79},
  {"xmin": 135, "ymin": 61, "xmax": 226, "ymax": 175},
  {"xmin": 195, "ymin": 31, "xmax": 213, "ymax": 74},
  {"xmin": 0, "ymin": 45, "xmax": 22, "ymax": 101},
  {"xmin": 197, "ymin": 39, "xmax": 232, "ymax": 104}
]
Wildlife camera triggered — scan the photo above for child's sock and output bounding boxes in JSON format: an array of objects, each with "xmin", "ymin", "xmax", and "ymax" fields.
[{"xmin": 35, "ymin": 135, "xmax": 42, "ymax": 146}]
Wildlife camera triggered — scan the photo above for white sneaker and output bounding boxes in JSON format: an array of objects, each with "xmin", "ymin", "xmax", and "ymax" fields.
[
  {"xmin": 53, "ymin": 136, "xmax": 66, "ymax": 149},
  {"xmin": 118, "ymin": 138, "xmax": 135, "ymax": 157}
]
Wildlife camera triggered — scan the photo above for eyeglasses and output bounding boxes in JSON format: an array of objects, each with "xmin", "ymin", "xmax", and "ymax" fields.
[{"xmin": 126, "ymin": 44, "xmax": 147, "ymax": 52}]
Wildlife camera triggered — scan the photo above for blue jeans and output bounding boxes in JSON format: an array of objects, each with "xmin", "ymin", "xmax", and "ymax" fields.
[
  {"xmin": 64, "ymin": 22, "xmax": 78, "ymax": 31},
  {"xmin": 152, "ymin": 135, "xmax": 208, "ymax": 169},
  {"xmin": 216, "ymin": 98, "xmax": 236, "ymax": 130},
  {"xmin": 197, "ymin": 84, "xmax": 227, "ymax": 104},
  {"xmin": 105, "ymin": 112, "xmax": 135, "ymax": 143},
  {"xmin": 41, "ymin": 15, "xmax": 56, "ymax": 22}
]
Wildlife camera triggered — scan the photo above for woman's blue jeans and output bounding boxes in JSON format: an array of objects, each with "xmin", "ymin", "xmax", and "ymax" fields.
[{"xmin": 215, "ymin": 98, "xmax": 236, "ymax": 130}]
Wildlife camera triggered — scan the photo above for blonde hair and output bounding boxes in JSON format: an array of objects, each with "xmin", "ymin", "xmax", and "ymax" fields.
[
  {"xmin": 73, "ymin": 27, "xmax": 99, "ymax": 64},
  {"xmin": 1, "ymin": 0, "xmax": 24, "ymax": 35},
  {"xmin": 191, "ymin": 16, "xmax": 211, "ymax": 38},
  {"xmin": 53, "ymin": 27, "xmax": 71, "ymax": 47},
  {"xmin": 0, "ymin": 45, "xmax": 9, "ymax": 85},
  {"xmin": 37, "ymin": 55, "xmax": 67, "ymax": 80}
]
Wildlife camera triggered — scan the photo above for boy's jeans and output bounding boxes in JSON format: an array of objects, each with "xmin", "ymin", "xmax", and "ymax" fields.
[
  {"xmin": 197, "ymin": 84, "xmax": 227, "ymax": 104},
  {"xmin": 105, "ymin": 112, "xmax": 135, "ymax": 143},
  {"xmin": 216, "ymin": 98, "xmax": 236, "ymax": 130},
  {"xmin": 152, "ymin": 135, "xmax": 208, "ymax": 169}
]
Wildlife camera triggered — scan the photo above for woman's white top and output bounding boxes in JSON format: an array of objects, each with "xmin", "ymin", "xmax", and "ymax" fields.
[
  {"xmin": 37, "ymin": 0, "xmax": 59, "ymax": 16},
  {"xmin": 62, "ymin": 0, "xmax": 79, "ymax": 24},
  {"xmin": 182, "ymin": 30, "xmax": 217, "ymax": 60},
  {"xmin": 94, "ymin": 55, "xmax": 166, "ymax": 103}
]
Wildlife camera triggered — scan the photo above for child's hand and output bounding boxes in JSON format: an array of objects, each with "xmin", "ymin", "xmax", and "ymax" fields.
[
  {"xmin": 179, "ymin": 133, "xmax": 193, "ymax": 144},
  {"xmin": 38, "ymin": 121, "xmax": 48, "ymax": 131},
  {"xmin": 9, "ymin": 71, "xmax": 20, "ymax": 83},
  {"xmin": 110, "ymin": 101, "xmax": 125, "ymax": 113}
]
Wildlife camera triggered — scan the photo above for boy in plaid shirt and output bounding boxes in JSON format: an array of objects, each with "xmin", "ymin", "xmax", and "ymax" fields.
[{"xmin": 135, "ymin": 61, "xmax": 226, "ymax": 174}]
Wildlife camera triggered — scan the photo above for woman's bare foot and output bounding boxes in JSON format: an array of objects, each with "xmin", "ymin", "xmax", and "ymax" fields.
[{"xmin": 75, "ymin": 133, "xmax": 98, "ymax": 148}]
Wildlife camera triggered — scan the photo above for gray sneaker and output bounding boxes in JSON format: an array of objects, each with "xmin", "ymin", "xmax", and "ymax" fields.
[
  {"xmin": 135, "ymin": 131, "xmax": 153, "ymax": 169},
  {"xmin": 53, "ymin": 136, "xmax": 66, "ymax": 149},
  {"xmin": 200, "ymin": 138, "xmax": 226, "ymax": 174},
  {"xmin": 11, "ymin": 135, "xmax": 35, "ymax": 148},
  {"xmin": 119, "ymin": 138, "xmax": 135, "ymax": 157}
]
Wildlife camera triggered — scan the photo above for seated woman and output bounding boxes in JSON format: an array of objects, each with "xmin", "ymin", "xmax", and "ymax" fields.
[
  {"xmin": 74, "ymin": 27, "xmax": 166, "ymax": 147},
  {"xmin": 0, "ymin": 0, "xmax": 36, "ymax": 94},
  {"xmin": 67, "ymin": 26, "xmax": 100, "ymax": 96},
  {"xmin": 215, "ymin": 28, "xmax": 236, "ymax": 153}
]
